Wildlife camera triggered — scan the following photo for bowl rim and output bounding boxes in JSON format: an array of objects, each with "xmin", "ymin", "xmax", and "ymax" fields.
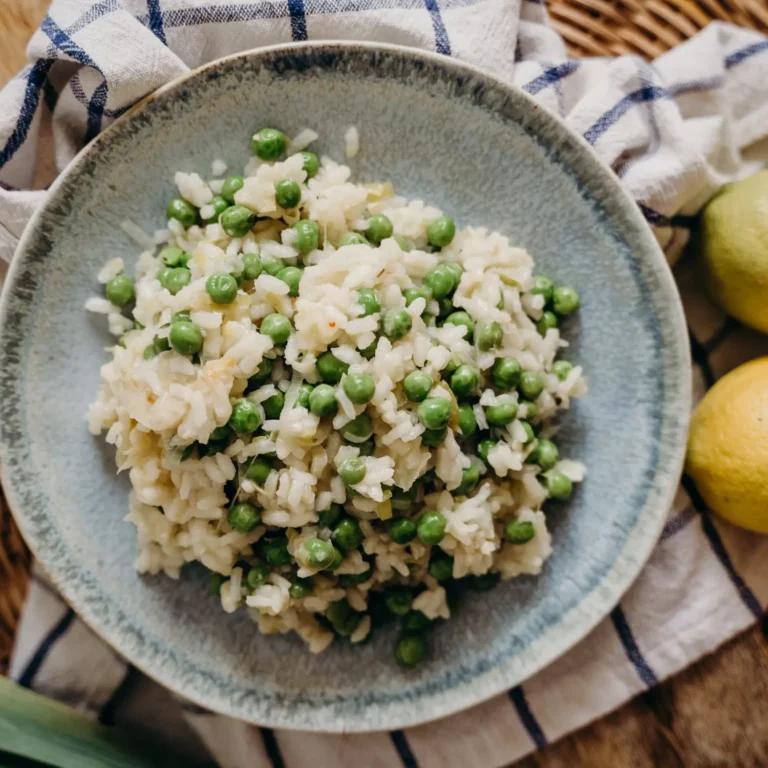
[{"xmin": 0, "ymin": 40, "xmax": 691, "ymax": 732}]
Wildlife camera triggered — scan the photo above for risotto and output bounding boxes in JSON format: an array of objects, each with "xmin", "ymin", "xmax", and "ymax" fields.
[{"xmin": 87, "ymin": 127, "xmax": 587, "ymax": 667}]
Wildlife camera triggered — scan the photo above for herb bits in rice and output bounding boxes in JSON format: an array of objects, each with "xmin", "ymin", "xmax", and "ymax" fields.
[{"xmin": 87, "ymin": 127, "xmax": 587, "ymax": 667}]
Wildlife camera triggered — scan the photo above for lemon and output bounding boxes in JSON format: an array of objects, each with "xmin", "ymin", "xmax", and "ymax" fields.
[
  {"xmin": 686, "ymin": 357, "xmax": 768, "ymax": 532},
  {"xmin": 700, "ymin": 171, "xmax": 768, "ymax": 333}
]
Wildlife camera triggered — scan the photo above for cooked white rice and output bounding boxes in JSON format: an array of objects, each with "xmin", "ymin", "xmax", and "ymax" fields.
[{"xmin": 88, "ymin": 129, "xmax": 587, "ymax": 661}]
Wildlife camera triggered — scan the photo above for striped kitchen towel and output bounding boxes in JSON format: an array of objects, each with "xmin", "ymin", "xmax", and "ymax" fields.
[{"xmin": 4, "ymin": 2, "xmax": 768, "ymax": 766}]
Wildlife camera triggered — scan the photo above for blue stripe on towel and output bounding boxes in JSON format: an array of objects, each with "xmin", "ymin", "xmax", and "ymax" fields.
[
  {"xmin": 390, "ymin": 730, "xmax": 419, "ymax": 767},
  {"xmin": 16, "ymin": 609, "xmax": 76, "ymax": 689},
  {"xmin": 610, "ymin": 606, "xmax": 658, "ymax": 688},
  {"xmin": 508, "ymin": 685, "xmax": 547, "ymax": 748}
]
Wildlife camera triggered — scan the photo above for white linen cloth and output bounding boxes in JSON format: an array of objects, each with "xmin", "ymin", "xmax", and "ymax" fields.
[{"xmin": 4, "ymin": 2, "xmax": 768, "ymax": 766}]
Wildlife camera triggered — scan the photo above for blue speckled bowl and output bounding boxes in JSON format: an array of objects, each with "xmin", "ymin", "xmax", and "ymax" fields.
[{"xmin": 0, "ymin": 43, "xmax": 690, "ymax": 731}]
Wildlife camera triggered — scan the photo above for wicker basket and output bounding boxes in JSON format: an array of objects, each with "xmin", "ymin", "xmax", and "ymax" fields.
[{"xmin": 1, "ymin": 0, "xmax": 767, "ymax": 674}]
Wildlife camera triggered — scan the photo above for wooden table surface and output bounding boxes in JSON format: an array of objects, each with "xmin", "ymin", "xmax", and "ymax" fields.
[{"xmin": 1, "ymin": 2, "xmax": 767, "ymax": 765}]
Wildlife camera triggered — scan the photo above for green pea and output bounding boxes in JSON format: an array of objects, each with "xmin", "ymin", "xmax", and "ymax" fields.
[
  {"xmin": 309, "ymin": 384, "xmax": 337, "ymax": 417},
  {"xmin": 343, "ymin": 373, "xmax": 375, "ymax": 404},
  {"xmin": 359, "ymin": 339, "xmax": 377, "ymax": 360},
  {"xmin": 505, "ymin": 520, "xmax": 536, "ymax": 544},
  {"xmin": 403, "ymin": 371, "xmax": 433, "ymax": 402},
  {"xmin": 260, "ymin": 313, "xmax": 292, "ymax": 346},
  {"xmin": 289, "ymin": 577, "xmax": 313, "ymax": 599},
  {"xmin": 276, "ymin": 266, "xmax": 302, "ymax": 297},
  {"xmin": 260, "ymin": 254, "xmax": 284, "ymax": 276},
  {"xmin": 156, "ymin": 267, "xmax": 173, "ymax": 289},
  {"xmin": 326, "ymin": 599, "xmax": 360, "ymax": 636},
  {"xmin": 421, "ymin": 427, "xmax": 448, "ymax": 447},
  {"xmin": 553, "ymin": 360, "xmax": 573, "ymax": 381},
  {"xmin": 527, "ymin": 439, "xmax": 559, "ymax": 470},
  {"xmin": 536, "ymin": 311, "xmax": 559, "ymax": 336},
  {"xmin": 519, "ymin": 400, "xmax": 537, "ymax": 420},
  {"xmin": 261, "ymin": 535, "xmax": 292, "ymax": 566},
  {"xmin": 339, "ymin": 232, "xmax": 368, "ymax": 247},
  {"xmin": 294, "ymin": 219, "xmax": 320, "ymax": 254},
  {"xmin": 519, "ymin": 371, "xmax": 544, "ymax": 400},
  {"xmin": 365, "ymin": 213, "xmax": 393, "ymax": 244},
  {"xmin": 143, "ymin": 343, "xmax": 160, "ymax": 360},
  {"xmin": 340, "ymin": 412, "xmax": 373, "ymax": 442},
  {"xmin": 457, "ymin": 404, "xmax": 476, "ymax": 438},
  {"xmin": 333, "ymin": 516, "xmax": 363, "ymax": 552},
  {"xmin": 275, "ymin": 179, "xmax": 301, "ymax": 209},
  {"xmin": 455, "ymin": 462, "xmax": 481, "ymax": 495},
  {"xmin": 424, "ymin": 264, "xmax": 456, "ymax": 300},
  {"xmin": 301, "ymin": 151, "xmax": 319, "ymax": 178},
  {"xmin": 305, "ymin": 538, "xmax": 336, "ymax": 568},
  {"xmin": 316, "ymin": 351, "xmax": 348, "ymax": 384},
  {"xmin": 417, "ymin": 511, "xmax": 446, "ymax": 545},
  {"xmin": 402, "ymin": 610, "xmax": 431, "ymax": 633},
  {"xmin": 210, "ymin": 572, "xmax": 227, "ymax": 595},
  {"xmin": 437, "ymin": 297, "xmax": 454, "ymax": 318},
  {"xmin": 210, "ymin": 426, "xmax": 231, "ymax": 442},
  {"xmin": 252, "ymin": 127, "xmax": 286, "ymax": 160},
  {"xmin": 221, "ymin": 205, "xmax": 257, "ymax": 237},
  {"xmin": 426, "ymin": 216, "xmax": 456, "ymax": 247},
  {"xmin": 386, "ymin": 517, "xmax": 417, "ymax": 544},
  {"xmin": 492, "ymin": 358, "xmax": 521, "ymax": 391},
  {"xmin": 158, "ymin": 246, "xmax": 185, "ymax": 267},
  {"xmin": 228, "ymin": 398, "xmax": 261, "ymax": 434},
  {"xmin": 245, "ymin": 458, "xmax": 272, "ymax": 485},
  {"xmin": 354, "ymin": 288, "xmax": 380, "ymax": 318},
  {"xmin": 246, "ymin": 564, "xmax": 270, "ymax": 589},
  {"xmin": 530, "ymin": 275, "xmax": 553, "ymax": 302},
  {"xmin": 403, "ymin": 286, "xmax": 432, "ymax": 311},
  {"xmin": 263, "ymin": 390, "xmax": 285, "ymax": 420},
  {"xmin": 543, "ymin": 469, "xmax": 573, "ymax": 501},
  {"xmin": 391, "ymin": 485, "xmax": 417, "ymax": 510},
  {"xmin": 205, "ymin": 273, "xmax": 238, "ymax": 305},
  {"xmin": 382, "ymin": 308, "xmax": 412, "ymax": 340},
  {"xmin": 477, "ymin": 438, "xmax": 497, "ymax": 463},
  {"xmin": 318, "ymin": 504, "xmax": 343, "ymax": 529},
  {"xmin": 450, "ymin": 364, "xmax": 479, "ymax": 398},
  {"xmin": 169, "ymin": 320, "xmax": 203, "ymax": 355},
  {"xmin": 221, "ymin": 175, "xmax": 245, "ymax": 203},
  {"xmin": 228, "ymin": 501, "xmax": 261, "ymax": 532},
  {"xmin": 486, "ymin": 395, "xmax": 518, "ymax": 427},
  {"xmin": 166, "ymin": 198, "xmax": 197, "ymax": 228},
  {"xmin": 552, "ymin": 285, "xmax": 580, "ymax": 315},
  {"xmin": 429, "ymin": 553, "xmax": 454, "ymax": 582},
  {"xmin": 357, "ymin": 438, "xmax": 375, "ymax": 456},
  {"xmin": 166, "ymin": 268, "xmax": 192, "ymax": 296},
  {"xmin": 341, "ymin": 560, "xmax": 374, "ymax": 586},
  {"xmin": 417, "ymin": 397, "xmax": 452, "ymax": 430},
  {"xmin": 394, "ymin": 235, "xmax": 412, "ymax": 252},
  {"xmin": 339, "ymin": 457, "xmax": 366, "ymax": 486},
  {"xmin": 395, "ymin": 634, "xmax": 426, "ymax": 667},
  {"xmin": 477, "ymin": 321, "xmax": 503, "ymax": 351},
  {"xmin": 296, "ymin": 382, "xmax": 313, "ymax": 408},
  {"xmin": 242, "ymin": 252, "xmax": 262, "ymax": 280},
  {"xmin": 248, "ymin": 358, "xmax": 273, "ymax": 386},
  {"xmin": 520, "ymin": 421, "xmax": 535, "ymax": 443},
  {"xmin": 444, "ymin": 311, "xmax": 473, "ymax": 341},
  {"xmin": 105, "ymin": 274, "xmax": 135, "ymax": 306},
  {"xmin": 468, "ymin": 572, "xmax": 500, "ymax": 591},
  {"xmin": 385, "ymin": 587, "xmax": 413, "ymax": 616},
  {"xmin": 203, "ymin": 195, "xmax": 230, "ymax": 224},
  {"xmin": 443, "ymin": 262, "xmax": 463, "ymax": 286}
]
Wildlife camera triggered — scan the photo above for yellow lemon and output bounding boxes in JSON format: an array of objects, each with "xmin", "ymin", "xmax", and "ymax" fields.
[
  {"xmin": 700, "ymin": 171, "xmax": 768, "ymax": 333},
  {"xmin": 686, "ymin": 357, "xmax": 768, "ymax": 532}
]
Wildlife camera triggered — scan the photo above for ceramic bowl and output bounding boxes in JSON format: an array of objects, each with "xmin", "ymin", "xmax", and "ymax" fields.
[{"xmin": 0, "ymin": 42, "xmax": 690, "ymax": 731}]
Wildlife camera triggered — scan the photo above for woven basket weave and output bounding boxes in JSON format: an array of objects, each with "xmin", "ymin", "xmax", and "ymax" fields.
[{"xmin": 1, "ymin": 1, "xmax": 767, "ymax": 674}]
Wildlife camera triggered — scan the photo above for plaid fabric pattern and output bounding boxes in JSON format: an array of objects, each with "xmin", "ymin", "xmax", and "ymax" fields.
[{"xmin": 4, "ymin": 2, "xmax": 768, "ymax": 766}]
